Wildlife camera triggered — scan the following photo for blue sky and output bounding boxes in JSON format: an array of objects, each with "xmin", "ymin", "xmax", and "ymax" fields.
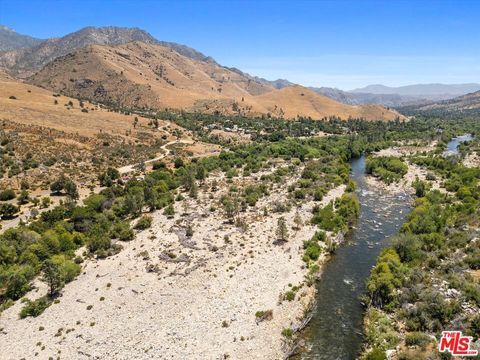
[{"xmin": 1, "ymin": 0, "xmax": 479, "ymax": 89}]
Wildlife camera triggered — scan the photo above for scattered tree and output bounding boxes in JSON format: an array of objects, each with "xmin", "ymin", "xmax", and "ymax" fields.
[{"xmin": 276, "ymin": 217, "xmax": 289, "ymax": 242}]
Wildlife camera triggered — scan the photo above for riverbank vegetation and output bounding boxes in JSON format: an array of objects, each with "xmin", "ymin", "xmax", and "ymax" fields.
[
  {"xmin": 366, "ymin": 156, "xmax": 408, "ymax": 184},
  {"xmin": 0, "ymin": 133, "xmax": 371, "ymax": 317},
  {"xmin": 362, "ymin": 142, "xmax": 480, "ymax": 359},
  {"xmin": 2, "ymin": 109, "xmax": 480, "ymax": 359}
]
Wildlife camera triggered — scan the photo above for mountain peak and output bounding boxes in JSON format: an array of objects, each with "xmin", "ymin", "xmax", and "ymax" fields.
[
  {"xmin": 0, "ymin": 25, "xmax": 213, "ymax": 77},
  {"xmin": 0, "ymin": 24, "xmax": 43, "ymax": 51},
  {"xmin": 0, "ymin": 25, "xmax": 15, "ymax": 32}
]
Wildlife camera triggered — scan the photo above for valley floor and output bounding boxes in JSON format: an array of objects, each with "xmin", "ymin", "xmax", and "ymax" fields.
[{"xmin": 0, "ymin": 167, "xmax": 344, "ymax": 360}]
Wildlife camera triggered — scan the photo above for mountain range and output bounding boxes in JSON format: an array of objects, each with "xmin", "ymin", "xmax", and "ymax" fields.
[
  {"xmin": 310, "ymin": 82, "xmax": 480, "ymax": 108},
  {"xmin": 351, "ymin": 83, "xmax": 480, "ymax": 98},
  {"xmin": 0, "ymin": 25, "xmax": 43, "ymax": 51},
  {"xmin": 0, "ymin": 25, "xmax": 404, "ymax": 121}
]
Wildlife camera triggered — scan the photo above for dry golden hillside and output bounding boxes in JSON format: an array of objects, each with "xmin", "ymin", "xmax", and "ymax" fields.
[
  {"xmin": 0, "ymin": 73, "xmax": 222, "ymax": 190},
  {"xmin": 0, "ymin": 70, "xmax": 184, "ymax": 138},
  {"xmin": 251, "ymin": 86, "xmax": 405, "ymax": 120},
  {"xmin": 28, "ymin": 42, "xmax": 274, "ymax": 110},
  {"xmin": 28, "ymin": 42, "xmax": 404, "ymax": 121}
]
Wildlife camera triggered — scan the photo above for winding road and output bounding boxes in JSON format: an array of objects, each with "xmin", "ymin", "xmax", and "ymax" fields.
[
  {"xmin": 0, "ymin": 139, "xmax": 194, "ymax": 233},
  {"xmin": 117, "ymin": 139, "xmax": 194, "ymax": 174}
]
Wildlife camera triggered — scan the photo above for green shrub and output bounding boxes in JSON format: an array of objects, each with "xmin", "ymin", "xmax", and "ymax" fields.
[
  {"xmin": 20, "ymin": 297, "xmax": 52, "ymax": 318},
  {"xmin": 163, "ymin": 204, "xmax": 175, "ymax": 217},
  {"xmin": 112, "ymin": 222, "xmax": 134, "ymax": 241},
  {"xmin": 134, "ymin": 215, "xmax": 153, "ymax": 230},
  {"xmin": 405, "ymin": 332, "xmax": 432, "ymax": 347},
  {"xmin": 363, "ymin": 348, "xmax": 386, "ymax": 360},
  {"xmin": 284, "ymin": 290, "xmax": 295, "ymax": 301},
  {"xmin": 0, "ymin": 189, "xmax": 15, "ymax": 201}
]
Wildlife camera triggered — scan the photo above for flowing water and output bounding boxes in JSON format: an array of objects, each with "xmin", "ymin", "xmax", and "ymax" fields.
[
  {"xmin": 443, "ymin": 133, "xmax": 473, "ymax": 157},
  {"xmin": 297, "ymin": 155, "xmax": 412, "ymax": 360},
  {"xmin": 298, "ymin": 135, "xmax": 473, "ymax": 359}
]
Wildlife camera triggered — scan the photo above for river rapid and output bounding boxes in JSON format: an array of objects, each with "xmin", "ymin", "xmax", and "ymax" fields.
[{"xmin": 298, "ymin": 135, "xmax": 472, "ymax": 359}]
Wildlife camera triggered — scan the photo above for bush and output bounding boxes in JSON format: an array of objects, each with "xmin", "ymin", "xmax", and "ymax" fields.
[
  {"xmin": 255, "ymin": 309, "xmax": 273, "ymax": 322},
  {"xmin": 364, "ymin": 348, "xmax": 386, "ymax": 360},
  {"xmin": 88, "ymin": 235, "xmax": 111, "ymax": 253},
  {"xmin": 134, "ymin": 215, "xmax": 153, "ymax": 230},
  {"xmin": 0, "ymin": 203, "xmax": 19, "ymax": 219},
  {"xmin": 284, "ymin": 290, "xmax": 295, "ymax": 301},
  {"xmin": 112, "ymin": 222, "xmax": 134, "ymax": 241},
  {"xmin": 405, "ymin": 332, "xmax": 432, "ymax": 347},
  {"xmin": 303, "ymin": 233, "xmax": 323, "ymax": 262},
  {"xmin": 19, "ymin": 297, "xmax": 52, "ymax": 318},
  {"xmin": 152, "ymin": 161, "xmax": 166, "ymax": 170},
  {"xmin": 51, "ymin": 255, "xmax": 81, "ymax": 283},
  {"xmin": 163, "ymin": 204, "xmax": 175, "ymax": 217},
  {"xmin": 0, "ymin": 189, "xmax": 16, "ymax": 201},
  {"xmin": 3, "ymin": 265, "xmax": 35, "ymax": 300}
]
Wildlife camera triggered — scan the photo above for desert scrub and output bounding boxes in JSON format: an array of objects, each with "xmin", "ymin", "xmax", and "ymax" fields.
[
  {"xmin": 134, "ymin": 215, "xmax": 153, "ymax": 230},
  {"xmin": 361, "ymin": 348, "xmax": 387, "ymax": 360},
  {"xmin": 163, "ymin": 204, "xmax": 175, "ymax": 217},
  {"xmin": 111, "ymin": 221, "xmax": 135, "ymax": 241},
  {"xmin": 185, "ymin": 225, "xmax": 194, "ymax": 237},
  {"xmin": 0, "ymin": 188, "xmax": 16, "ymax": 201},
  {"xmin": 404, "ymin": 332, "xmax": 432, "ymax": 348},
  {"xmin": 283, "ymin": 284, "xmax": 302, "ymax": 301},
  {"xmin": 0, "ymin": 299, "xmax": 14, "ymax": 315},
  {"xmin": 281, "ymin": 328, "xmax": 293, "ymax": 338},
  {"xmin": 19, "ymin": 297, "xmax": 52, "ymax": 318},
  {"xmin": 255, "ymin": 309, "xmax": 273, "ymax": 323}
]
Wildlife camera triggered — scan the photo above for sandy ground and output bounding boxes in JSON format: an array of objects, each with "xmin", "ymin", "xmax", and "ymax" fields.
[
  {"xmin": 374, "ymin": 142, "xmax": 437, "ymax": 158},
  {"xmin": 0, "ymin": 167, "xmax": 345, "ymax": 360},
  {"xmin": 365, "ymin": 162, "xmax": 445, "ymax": 195},
  {"xmin": 464, "ymin": 152, "xmax": 480, "ymax": 168},
  {"xmin": 366, "ymin": 143, "xmax": 445, "ymax": 195}
]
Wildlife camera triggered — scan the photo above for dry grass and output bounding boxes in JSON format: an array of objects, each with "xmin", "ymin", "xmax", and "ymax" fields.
[{"xmin": 28, "ymin": 42, "xmax": 405, "ymax": 121}]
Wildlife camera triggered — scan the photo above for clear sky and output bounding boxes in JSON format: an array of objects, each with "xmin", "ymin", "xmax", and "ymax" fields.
[{"xmin": 1, "ymin": 0, "xmax": 479, "ymax": 89}]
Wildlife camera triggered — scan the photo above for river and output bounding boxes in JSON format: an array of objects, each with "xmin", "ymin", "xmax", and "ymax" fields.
[
  {"xmin": 297, "ymin": 135, "xmax": 472, "ymax": 359},
  {"xmin": 296, "ymin": 155, "xmax": 412, "ymax": 359},
  {"xmin": 443, "ymin": 133, "xmax": 473, "ymax": 157}
]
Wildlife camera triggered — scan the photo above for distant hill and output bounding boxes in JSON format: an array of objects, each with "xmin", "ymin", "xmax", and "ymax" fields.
[
  {"xmin": 311, "ymin": 84, "xmax": 480, "ymax": 108},
  {"xmin": 401, "ymin": 89, "xmax": 480, "ymax": 116},
  {"xmin": 27, "ymin": 40, "xmax": 403, "ymax": 121},
  {"xmin": 0, "ymin": 26, "xmax": 212, "ymax": 78},
  {"xmin": 310, "ymin": 87, "xmax": 427, "ymax": 107},
  {"xmin": 0, "ymin": 25, "xmax": 42, "ymax": 51},
  {"xmin": 350, "ymin": 83, "xmax": 480, "ymax": 100},
  {"xmin": 0, "ymin": 25, "xmax": 404, "ymax": 120}
]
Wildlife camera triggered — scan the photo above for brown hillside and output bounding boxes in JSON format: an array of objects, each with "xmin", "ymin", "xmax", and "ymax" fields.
[
  {"xmin": 0, "ymin": 71, "xmax": 183, "ymax": 139},
  {"xmin": 28, "ymin": 42, "xmax": 404, "ymax": 121},
  {"xmin": 251, "ymin": 86, "xmax": 404, "ymax": 120}
]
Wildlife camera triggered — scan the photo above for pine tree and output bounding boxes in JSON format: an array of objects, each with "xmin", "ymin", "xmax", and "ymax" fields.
[{"xmin": 276, "ymin": 217, "xmax": 288, "ymax": 242}]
